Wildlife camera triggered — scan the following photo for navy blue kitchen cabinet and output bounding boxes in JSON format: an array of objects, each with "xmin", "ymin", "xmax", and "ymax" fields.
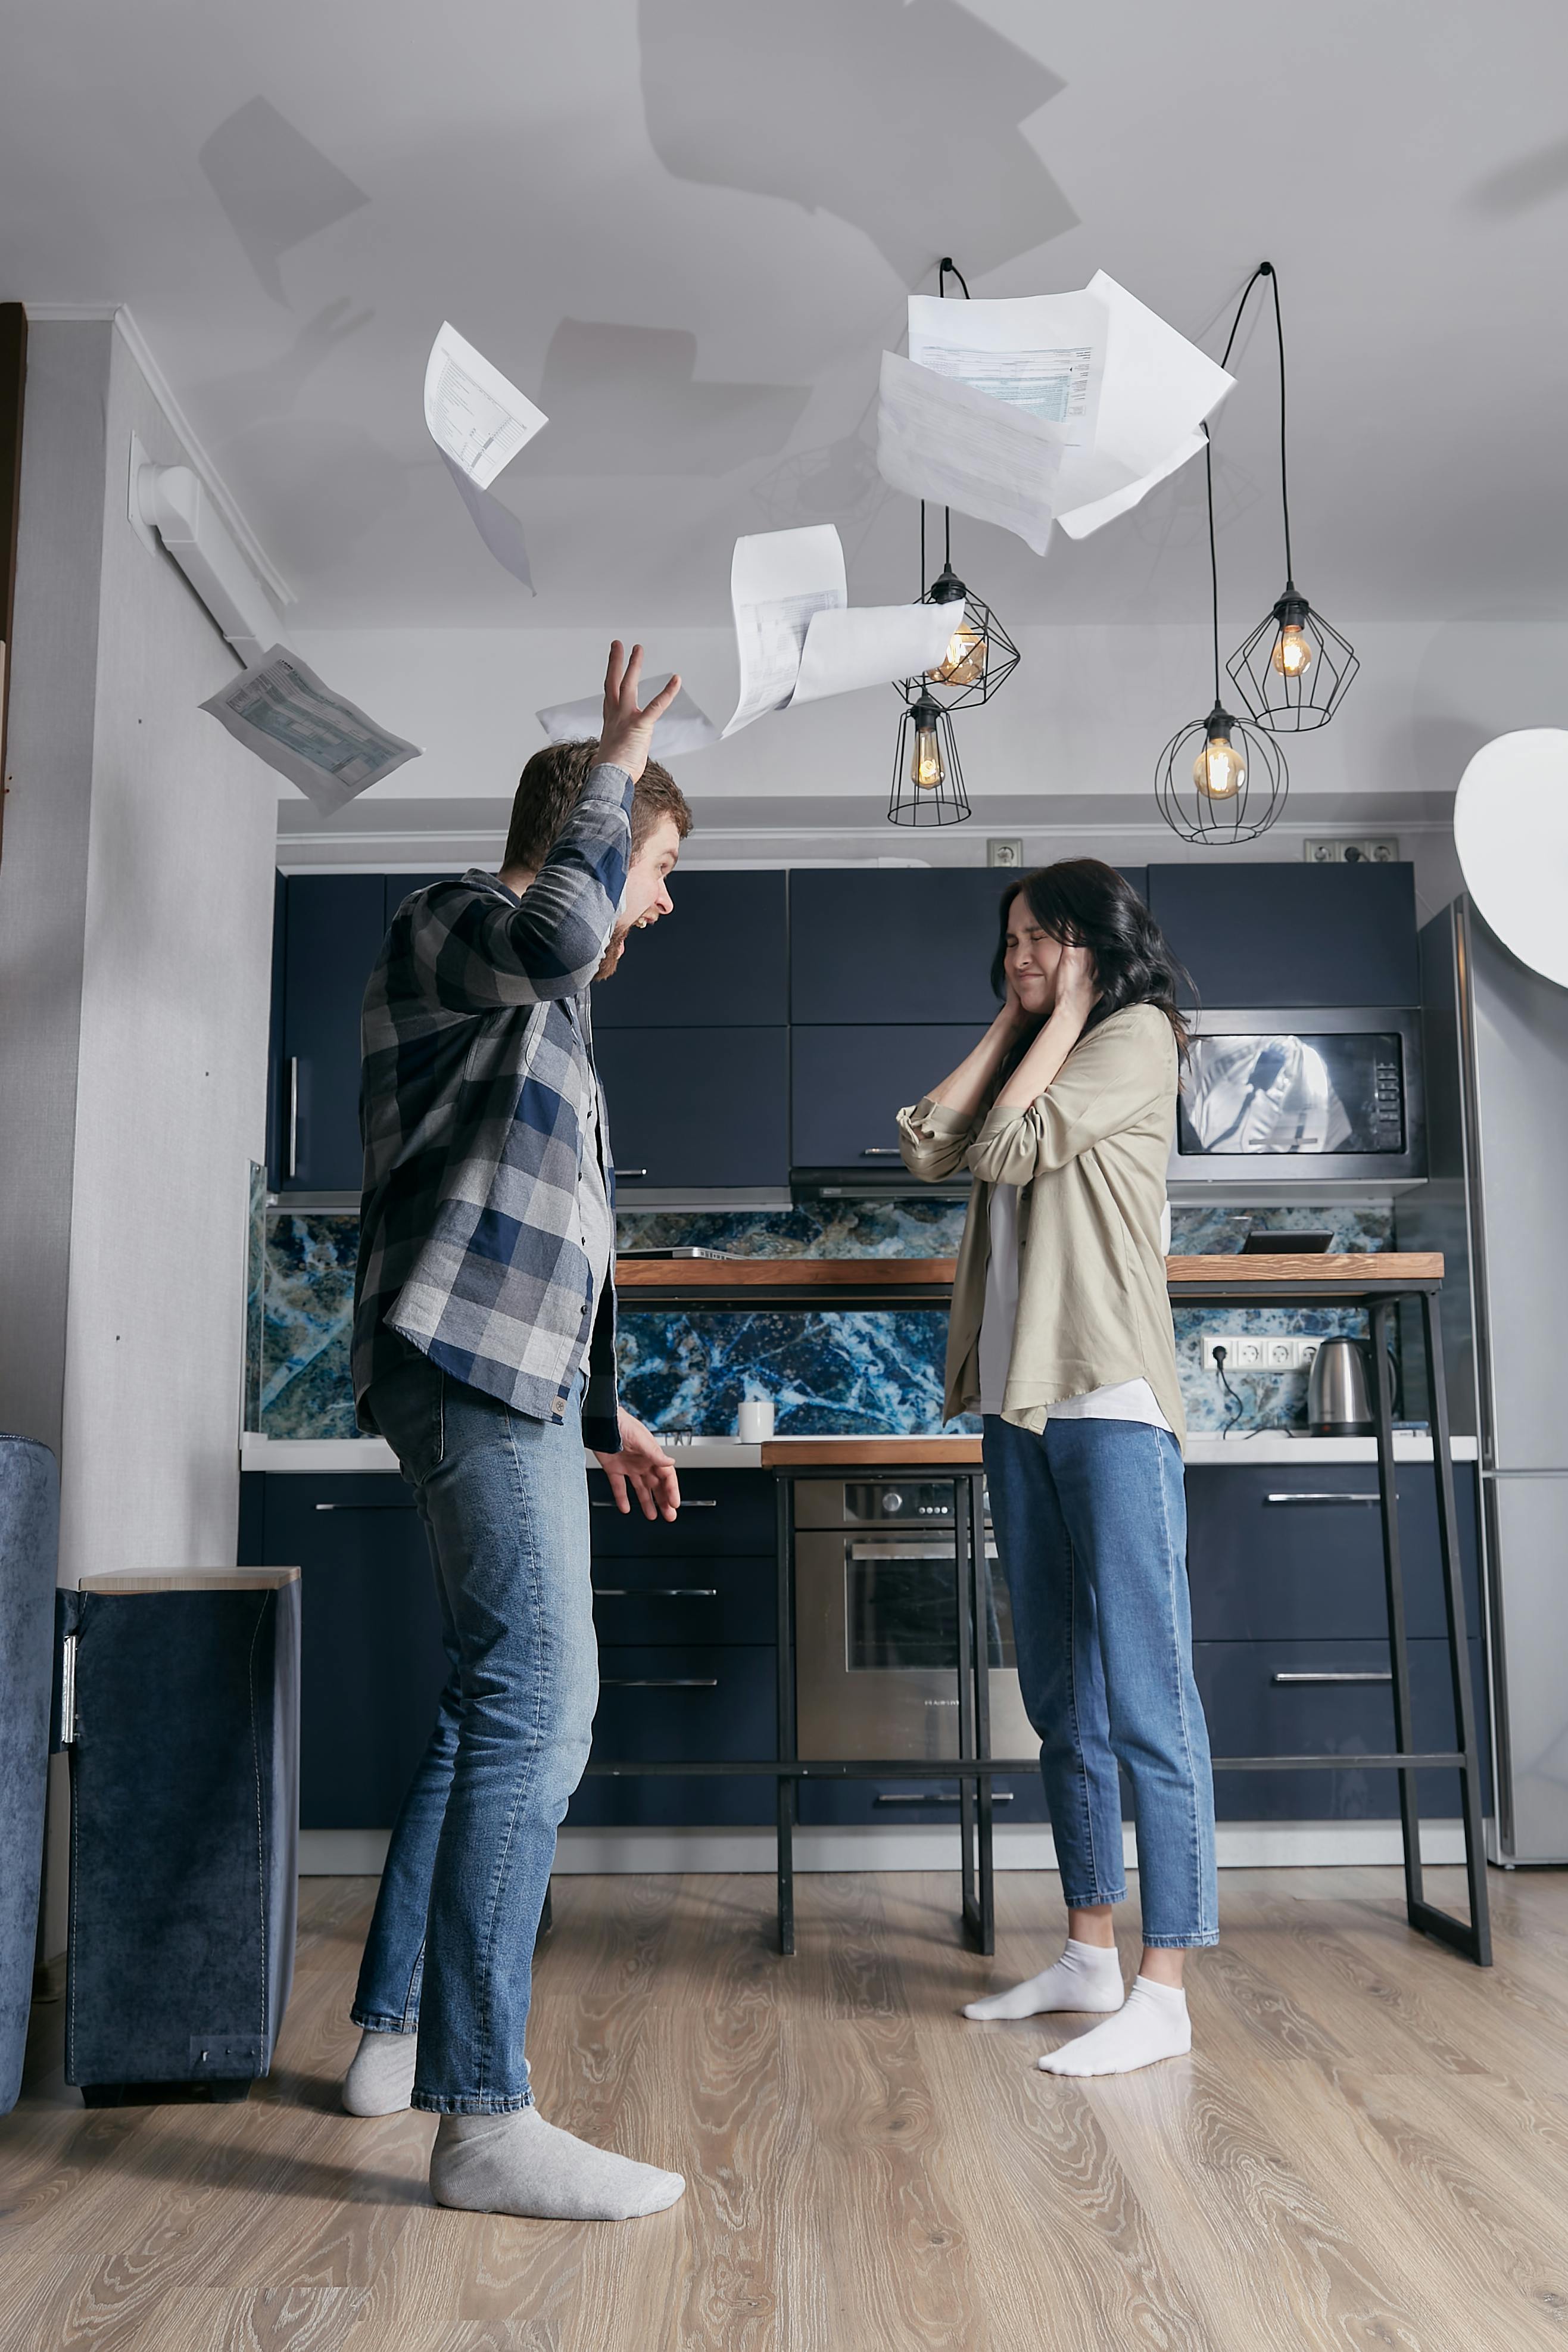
[
  {"xmin": 790, "ymin": 1023, "xmax": 988, "ymax": 1172},
  {"xmin": 790, "ymin": 870, "xmax": 1011, "ymax": 1025},
  {"xmin": 1146, "ymin": 861, "xmax": 1420, "ymax": 1008},
  {"xmin": 242, "ymin": 1468, "xmax": 779, "ymax": 1832},
  {"xmin": 273, "ymin": 876, "xmax": 387, "ymax": 1192},
  {"xmin": 596, "ymin": 1027, "xmax": 788, "ymax": 1191},
  {"xmin": 594, "ymin": 872, "xmax": 787, "ymax": 1029}
]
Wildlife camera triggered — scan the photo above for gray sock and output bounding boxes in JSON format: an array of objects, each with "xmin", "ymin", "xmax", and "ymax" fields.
[
  {"xmin": 430, "ymin": 2107, "xmax": 685, "ymax": 2220},
  {"xmin": 342, "ymin": 2027, "xmax": 419, "ymax": 2117}
]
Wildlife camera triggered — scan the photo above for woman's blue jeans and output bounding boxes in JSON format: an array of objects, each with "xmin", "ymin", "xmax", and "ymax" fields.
[
  {"xmin": 983, "ymin": 1415, "xmax": 1218, "ymax": 1949},
  {"xmin": 351, "ymin": 1342, "xmax": 598, "ymax": 2111}
]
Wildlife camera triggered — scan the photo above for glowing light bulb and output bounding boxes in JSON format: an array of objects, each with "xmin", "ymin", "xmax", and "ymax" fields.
[
  {"xmin": 1271, "ymin": 622, "xmax": 1313, "ymax": 678},
  {"xmin": 930, "ymin": 622, "xmax": 987, "ymax": 687},
  {"xmin": 1192, "ymin": 729, "xmax": 1245, "ymax": 800},
  {"xmin": 911, "ymin": 716, "xmax": 944, "ymax": 790}
]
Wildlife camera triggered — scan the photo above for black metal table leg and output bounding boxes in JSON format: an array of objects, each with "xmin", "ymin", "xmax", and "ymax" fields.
[
  {"xmin": 1371, "ymin": 1299, "xmax": 1426, "ymax": 1927},
  {"xmin": 972, "ymin": 1470, "xmax": 995, "ymax": 1957},
  {"xmin": 775, "ymin": 1473, "xmax": 796, "ymax": 1956},
  {"xmin": 1416, "ymin": 1293, "xmax": 1492, "ymax": 1964},
  {"xmin": 954, "ymin": 1473, "xmax": 981, "ymax": 1948}
]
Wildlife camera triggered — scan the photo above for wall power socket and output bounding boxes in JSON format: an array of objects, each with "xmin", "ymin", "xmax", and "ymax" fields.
[{"xmin": 1203, "ymin": 1332, "xmax": 1323, "ymax": 1374}]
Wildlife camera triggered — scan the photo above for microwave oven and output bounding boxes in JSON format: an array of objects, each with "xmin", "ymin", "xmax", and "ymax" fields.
[{"xmin": 1168, "ymin": 1007, "xmax": 1426, "ymax": 1188}]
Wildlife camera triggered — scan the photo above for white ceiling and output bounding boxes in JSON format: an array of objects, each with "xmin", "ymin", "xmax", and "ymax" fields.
[{"xmin": 4, "ymin": 0, "xmax": 1566, "ymax": 633}]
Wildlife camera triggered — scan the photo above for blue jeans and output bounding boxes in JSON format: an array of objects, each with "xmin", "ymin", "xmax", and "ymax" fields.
[
  {"xmin": 351, "ymin": 1341, "xmax": 597, "ymax": 2111},
  {"xmin": 983, "ymin": 1415, "xmax": 1218, "ymax": 1949}
]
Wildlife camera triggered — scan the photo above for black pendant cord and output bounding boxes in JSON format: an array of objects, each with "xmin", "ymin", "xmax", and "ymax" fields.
[
  {"xmin": 925, "ymin": 256, "xmax": 970, "ymax": 580},
  {"xmin": 1214, "ymin": 258, "xmax": 1295, "ymax": 587},
  {"xmin": 1203, "ymin": 427, "xmax": 1221, "ymax": 708}
]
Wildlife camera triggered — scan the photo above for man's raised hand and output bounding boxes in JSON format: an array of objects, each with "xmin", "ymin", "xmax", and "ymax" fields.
[{"xmin": 598, "ymin": 641, "xmax": 682, "ymax": 783}]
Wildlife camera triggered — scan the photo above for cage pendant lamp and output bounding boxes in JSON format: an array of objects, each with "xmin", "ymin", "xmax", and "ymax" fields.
[
  {"xmin": 895, "ymin": 257, "xmax": 1018, "ymax": 715},
  {"xmin": 1155, "ymin": 425, "xmax": 1288, "ymax": 845},
  {"xmin": 889, "ymin": 692, "xmax": 971, "ymax": 827},
  {"xmin": 1223, "ymin": 262, "xmax": 1358, "ymax": 732}
]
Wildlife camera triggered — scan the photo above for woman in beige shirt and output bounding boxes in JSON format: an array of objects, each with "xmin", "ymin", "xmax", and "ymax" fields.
[{"xmin": 898, "ymin": 860, "xmax": 1216, "ymax": 2079}]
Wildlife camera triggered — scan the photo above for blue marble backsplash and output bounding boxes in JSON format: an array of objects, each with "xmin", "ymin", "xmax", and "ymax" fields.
[{"xmin": 245, "ymin": 1192, "xmax": 1392, "ymax": 1443}]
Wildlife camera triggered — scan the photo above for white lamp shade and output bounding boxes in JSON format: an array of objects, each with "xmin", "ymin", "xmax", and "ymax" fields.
[{"xmin": 1453, "ymin": 728, "xmax": 1568, "ymax": 988}]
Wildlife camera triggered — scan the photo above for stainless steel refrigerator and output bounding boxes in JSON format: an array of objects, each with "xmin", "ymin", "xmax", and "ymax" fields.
[{"xmin": 1409, "ymin": 898, "xmax": 1568, "ymax": 1862}]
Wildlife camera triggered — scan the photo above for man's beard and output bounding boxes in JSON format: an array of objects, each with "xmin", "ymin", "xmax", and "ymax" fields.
[{"xmin": 595, "ymin": 924, "xmax": 630, "ymax": 980}]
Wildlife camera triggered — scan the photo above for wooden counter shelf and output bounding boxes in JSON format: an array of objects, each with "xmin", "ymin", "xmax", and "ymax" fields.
[{"xmin": 615, "ymin": 1251, "xmax": 1447, "ymax": 1310}]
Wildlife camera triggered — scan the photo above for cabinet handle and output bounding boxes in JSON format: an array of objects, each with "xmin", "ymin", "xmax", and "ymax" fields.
[
  {"xmin": 614, "ymin": 1167, "xmax": 648, "ymax": 1179},
  {"xmin": 592, "ymin": 1587, "xmax": 718, "ymax": 1599},
  {"xmin": 313, "ymin": 1501, "xmax": 410, "ymax": 1512},
  {"xmin": 1264, "ymin": 1493, "xmax": 1382, "ymax": 1506},
  {"xmin": 592, "ymin": 1497, "xmax": 717, "ymax": 1510},
  {"xmin": 600, "ymin": 1677, "xmax": 718, "ymax": 1689},
  {"xmin": 860, "ymin": 1147, "xmax": 900, "ymax": 1157},
  {"xmin": 874, "ymin": 1791, "xmax": 1015, "ymax": 1806},
  {"xmin": 285, "ymin": 1057, "xmax": 299, "ymax": 1181},
  {"xmin": 1271, "ymin": 1671, "xmax": 1394, "ymax": 1686}
]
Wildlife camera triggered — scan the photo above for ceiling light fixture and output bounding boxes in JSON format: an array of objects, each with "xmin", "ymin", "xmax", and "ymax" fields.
[
  {"xmin": 1155, "ymin": 407, "xmax": 1287, "ymax": 845},
  {"xmin": 889, "ymin": 257, "xmax": 1015, "ymax": 827},
  {"xmin": 1223, "ymin": 262, "xmax": 1358, "ymax": 733}
]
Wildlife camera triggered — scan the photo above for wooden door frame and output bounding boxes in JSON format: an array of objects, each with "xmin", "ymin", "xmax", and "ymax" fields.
[{"xmin": 0, "ymin": 304, "xmax": 27, "ymax": 866}]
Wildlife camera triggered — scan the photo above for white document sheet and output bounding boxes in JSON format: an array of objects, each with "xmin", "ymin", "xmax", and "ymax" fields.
[
  {"xmin": 536, "ymin": 680, "xmax": 721, "ymax": 758},
  {"xmin": 201, "ymin": 646, "xmax": 420, "ymax": 813},
  {"xmin": 791, "ymin": 599, "xmax": 955, "ymax": 708},
  {"xmin": 877, "ymin": 351, "xmax": 1064, "ymax": 557},
  {"xmin": 441, "ymin": 453, "xmax": 535, "ymax": 590},
  {"xmin": 908, "ymin": 287, "xmax": 1107, "ymax": 441},
  {"xmin": 889, "ymin": 273, "xmax": 1232, "ymax": 546},
  {"xmin": 424, "ymin": 321, "xmax": 547, "ymax": 490},
  {"xmin": 724, "ymin": 523, "xmax": 847, "ymax": 734}
]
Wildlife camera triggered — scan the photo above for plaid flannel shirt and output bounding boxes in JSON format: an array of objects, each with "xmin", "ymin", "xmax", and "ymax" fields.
[{"xmin": 352, "ymin": 762, "xmax": 632, "ymax": 1453}]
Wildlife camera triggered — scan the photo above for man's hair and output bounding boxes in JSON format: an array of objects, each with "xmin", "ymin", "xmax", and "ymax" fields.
[{"xmin": 503, "ymin": 740, "xmax": 693, "ymax": 873}]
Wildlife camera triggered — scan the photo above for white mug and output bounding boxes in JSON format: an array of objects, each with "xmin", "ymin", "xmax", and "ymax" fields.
[{"xmin": 737, "ymin": 1398, "xmax": 776, "ymax": 1443}]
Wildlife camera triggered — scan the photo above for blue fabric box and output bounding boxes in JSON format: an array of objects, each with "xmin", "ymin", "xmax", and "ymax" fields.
[
  {"xmin": 59, "ymin": 1568, "xmax": 300, "ymax": 2103},
  {"xmin": 0, "ymin": 1434, "xmax": 60, "ymax": 2114}
]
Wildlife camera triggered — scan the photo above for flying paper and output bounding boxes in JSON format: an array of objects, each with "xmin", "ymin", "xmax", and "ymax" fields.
[
  {"xmin": 883, "ymin": 272, "xmax": 1233, "ymax": 547},
  {"xmin": 537, "ymin": 680, "xmax": 721, "ymax": 758},
  {"xmin": 425, "ymin": 322, "xmax": 546, "ymax": 585},
  {"xmin": 424, "ymin": 321, "xmax": 547, "ymax": 488},
  {"xmin": 201, "ymin": 645, "xmax": 420, "ymax": 813},
  {"xmin": 535, "ymin": 527, "xmax": 954, "ymax": 756}
]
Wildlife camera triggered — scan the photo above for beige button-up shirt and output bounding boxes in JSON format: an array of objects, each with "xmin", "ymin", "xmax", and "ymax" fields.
[{"xmin": 897, "ymin": 1002, "xmax": 1186, "ymax": 1448}]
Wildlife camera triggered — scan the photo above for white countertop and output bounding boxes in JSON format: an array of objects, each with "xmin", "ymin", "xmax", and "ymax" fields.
[{"xmin": 241, "ymin": 1429, "xmax": 1477, "ymax": 1473}]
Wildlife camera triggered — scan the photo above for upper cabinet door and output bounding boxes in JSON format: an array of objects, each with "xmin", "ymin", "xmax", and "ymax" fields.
[
  {"xmin": 278, "ymin": 876, "xmax": 387, "ymax": 1192},
  {"xmin": 791, "ymin": 1023, "xmax": 989, "ymax": 1169},
  {"xmin": 1146, "ymin": 862, "xmax": 1420, "ymax": 1007},
  {"xmin": 790, "ymin": 870, "xmax": 1008, "ymax": 1024},
  {"xmin": 594, "ymin": 872, "xmax": 787, "ymax": 1029},
  {"xmin": 596, "ymin": 1027, "xmax": 789, "ymax": 1191}
]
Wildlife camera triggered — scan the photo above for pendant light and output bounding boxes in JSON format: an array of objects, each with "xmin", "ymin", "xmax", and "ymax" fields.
[
  {"xmin": 889, "ymin": 257, "xmax": 1015, "ymax": 827},
  {"xmin": 1223, "ymin": 263, "xmax": 1358, "ymax": 732},
  {"xmin": 1155, "ymin": 420, "xmax": 1288, "ymax": 844},
  {"xmin": 889, "ymin": 690, "xmax": 971, "ymax": 827}
]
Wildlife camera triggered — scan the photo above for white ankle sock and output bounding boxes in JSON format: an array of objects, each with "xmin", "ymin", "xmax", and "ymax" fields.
[
  {"xmin": 430, "ymin": 2108, "xmax": 685, "ymax": 2220},
  {"xmin": 1037, "ymin": 1974, "xmax": 1190, "ymax": 2076},
  {"xmin": 963, "ymin": 1937, "xmax": 1125, "ymax": 2022},
  {"xmin": 342, "ymin": 2027, "xmax": 419, "ymax": 2116}
]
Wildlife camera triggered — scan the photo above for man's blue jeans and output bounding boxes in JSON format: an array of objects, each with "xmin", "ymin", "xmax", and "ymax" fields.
[
  {"xmin": 351, "ymin": 1341, "xmax": 597, "ymax": 2112},
  {"xmin": 983, "ymin": 1415, "xmax": 1218, "ymax": 1948}
]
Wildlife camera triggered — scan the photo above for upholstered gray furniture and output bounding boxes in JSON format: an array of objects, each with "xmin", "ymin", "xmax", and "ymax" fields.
[
  {"xmin": 0, "ymin": 1434, "xmax": 60, "ymax": 2115},
  {"xmin": 61, "ymin": 1568, "xmax": 300, "ymax": 2104}
]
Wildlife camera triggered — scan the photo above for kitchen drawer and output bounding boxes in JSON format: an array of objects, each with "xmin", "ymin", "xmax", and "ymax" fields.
[
  {"xmin": 566, "ymin": 1772, "xmax": 777, "ymax": 1828},
  {"xmin": 591, "ymin": 1556, "xmax": 774, "ymax": 1646},
  {"xmin": 1195, "ymin": 1636, "xmax": 1489, "ymax": 1821},
  {"xmin": 798, "ymin": 1772, "xmax": 1047, "ymax": 1826},
  {"xmin": 588, "ymin": 1469, "xmax": 775, "ymax": 1557},
  {"xmin": 590, "ymin": 1645, "xmax": 777, "ymax": 1762},
  {"xmin": 1185, "ymin": 1464, "xmax": 1482, "ymax": 1643}
]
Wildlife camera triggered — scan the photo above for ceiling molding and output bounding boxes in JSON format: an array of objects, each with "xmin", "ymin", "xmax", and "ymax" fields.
[{"xmin": 23, "ymin": 298, "xmax": 294, "ymax": 609}]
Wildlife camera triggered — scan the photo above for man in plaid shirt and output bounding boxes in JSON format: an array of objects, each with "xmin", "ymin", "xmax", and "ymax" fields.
[{"xmin": 342, "ymin": 646, "xmax": 692, "ymax": 2222}]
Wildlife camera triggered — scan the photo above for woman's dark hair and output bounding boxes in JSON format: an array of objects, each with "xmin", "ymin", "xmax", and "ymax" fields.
[{"xmin": 990, "ymin": 858, "xmax": 1192, "ymax": 1049}]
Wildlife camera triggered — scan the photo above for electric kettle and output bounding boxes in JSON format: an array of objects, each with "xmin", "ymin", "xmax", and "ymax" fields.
[{"xmin": 1307, "ymin": 1335, "xmax": 1373, "ymax": 1436}]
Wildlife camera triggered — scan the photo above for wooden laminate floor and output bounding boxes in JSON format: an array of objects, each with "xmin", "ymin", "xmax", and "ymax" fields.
[{"xmin": 4, "ymin": 1867, "xmax": 1568, "ymax": 2351}]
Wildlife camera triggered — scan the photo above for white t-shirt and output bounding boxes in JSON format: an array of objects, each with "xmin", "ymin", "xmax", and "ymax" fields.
[{"xmin": 977, "ymin": 1181, "xmax": 1173, "ymax": 1431}]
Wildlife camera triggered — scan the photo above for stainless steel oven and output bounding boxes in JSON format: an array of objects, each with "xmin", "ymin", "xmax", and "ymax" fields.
[
  {"xmin": 794, "ymin": 1478, "xmax": 1036, "ymax": 1762},
  {"xmin": 1168, "ymin": 1007, "xmax": 1426, "ymax": 1187}
]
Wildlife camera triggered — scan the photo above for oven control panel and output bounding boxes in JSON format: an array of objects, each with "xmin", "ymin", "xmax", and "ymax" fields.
[{"xmin": 795, "ymin": 1479, "xmax": 987, "ymax": 1529}]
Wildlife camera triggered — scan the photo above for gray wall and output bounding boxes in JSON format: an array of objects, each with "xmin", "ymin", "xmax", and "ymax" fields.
[{"xmin": 0, "ymin": 319, "xmax": 278, "ymax": 1957}]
